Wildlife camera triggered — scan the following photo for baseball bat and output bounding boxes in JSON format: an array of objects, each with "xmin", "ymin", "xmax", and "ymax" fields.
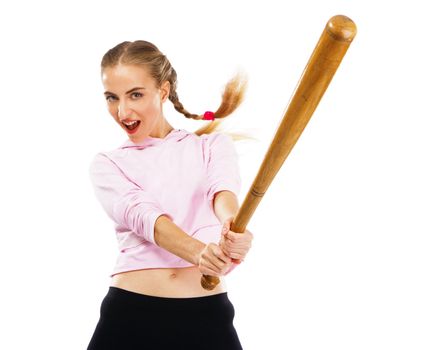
[{"xmin": 201, "ymin": 15, "xmax": 357, "ymax": 290}]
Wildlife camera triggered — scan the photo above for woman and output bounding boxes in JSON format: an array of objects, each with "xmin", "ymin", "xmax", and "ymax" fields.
[{"xmin": 87, "ymin": 40, "xmax": 254, "ymax": 349}]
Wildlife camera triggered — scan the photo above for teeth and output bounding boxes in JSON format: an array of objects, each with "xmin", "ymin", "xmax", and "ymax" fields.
[{"xmin": 123, "ymin": 120, "xmax": 138, "ymax": 126}]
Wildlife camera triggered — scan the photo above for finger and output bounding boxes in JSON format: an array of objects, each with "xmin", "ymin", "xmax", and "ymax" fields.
[
  {"xmin": 223, "ymin": 236, "xmax": 252, "ymax": 245},
  {"xmin": 219, "ymin": 243, "xmax": 231, "ymax": 257},
  {"xmin": 212, "ymin": 245, "xmax": 232, "ymax": 264},
  {"xmin": 222, "ymin": 225, "xmax": 230, "ymax": 237},
  {"xmin": 201, "ymin": 256, "xmax": 231, "ymax": 276},
  {"xmin": 233, "ymin": 229, "xmax": 253, "ymax": 237},
  {"xmin": 221, "ymin": 229, "xmax": 228, "ymax": 239},
  {"xmin": 224, "ymin": 238, "xmax": 252, "ymax": 250},
  {"xmin": 222, "ymin": 217, "xmax": 234, "ymax": 233},
  {"xmin": 199, "ymin": 253, "xmax": 220, "ymax": 273},
  {"xmin": 226, "ymin": 231, "xmax": 253, "ymax": 242},
  {"xmin": 228, "ymin": 252, "xmax": 246, "ymax": 260},
  {"xmin": 201, "ymin": 255, "xmax": 228, "ymax": 275},
  {"xmin": 221, "ymin": 244, "xmax": 249, "ymax": 258},
  {"xmin": 203, "ymin": 246, "xmax": 231, "ymax": 273},
  {"xmin": 221, "ymin": 247, "xmax": 248, "ymax": 259},
  {"xmin": 222, "ymin": 240, "xmax": 252, "ymax": 251},
  {"xmin": 201, "ymin": 245, "xmax": 225, "ymax": 270},
  {"xmin": 199, "ymin": 265, "xmax": 221, "ymax": 277},
  {"xmin": 223, "ymin": 231, "xmax": 239, "ymax": 242}
]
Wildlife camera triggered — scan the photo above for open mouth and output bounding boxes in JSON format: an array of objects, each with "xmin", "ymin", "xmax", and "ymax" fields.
[{"xmin": 123, "ymin": 120, "xmax": 141, "ymax": 133}]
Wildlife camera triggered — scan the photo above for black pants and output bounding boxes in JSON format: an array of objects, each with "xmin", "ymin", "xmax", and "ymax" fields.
[{"xmin": 87, "ymin": 286, "xmax": 243, "ymax": 349}]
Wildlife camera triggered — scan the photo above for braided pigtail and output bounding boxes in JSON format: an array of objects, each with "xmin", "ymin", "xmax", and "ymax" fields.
[
  {"xmin": 214, "ymin": 72, "xmax": 248, "ymax": 118},
  {"xmin": 168, "ymin": 69, "xmax": 249, "ymax": 137},
  {"xmin": 168, "ymin": 68, "xmax": 200, "ymax": 120}
]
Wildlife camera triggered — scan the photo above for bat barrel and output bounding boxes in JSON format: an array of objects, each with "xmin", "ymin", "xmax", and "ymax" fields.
[
  {"xmin": 233, "ymin": 15, "xmax": 356, "ymax": 233},
  {"xmin": 201, "ymin": 15, "xmax": 357, "ymax": 290}
]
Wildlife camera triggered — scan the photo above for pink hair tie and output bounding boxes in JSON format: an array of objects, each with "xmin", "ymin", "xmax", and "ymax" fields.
[{"xmin": 202, "ymin": 111, "xmax": 215, "ymax": 121}]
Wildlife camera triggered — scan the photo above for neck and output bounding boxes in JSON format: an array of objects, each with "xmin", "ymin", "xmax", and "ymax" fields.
[{"xmin": 151, "ymin": 118, "xmax": 174, "ymax": 139}]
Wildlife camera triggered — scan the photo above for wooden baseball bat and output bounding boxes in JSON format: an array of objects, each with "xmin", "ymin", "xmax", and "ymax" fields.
[{"xmin": 201, "ymin": 15, "xmax": 357, "ymax": 290}]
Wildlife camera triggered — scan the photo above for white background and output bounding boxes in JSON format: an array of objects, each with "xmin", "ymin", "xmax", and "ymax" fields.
[{"xmin": 1, "ymin": 1, "xmax": 425, "ymax": 349}]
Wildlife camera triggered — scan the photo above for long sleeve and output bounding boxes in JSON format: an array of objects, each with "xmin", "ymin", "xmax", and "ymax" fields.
[
  {"xmin": 88, "ymin": 153, "xmax": 173, "ymax": 245},
  {"xmin": 204, "ymin": 133, "xmax": 244, "ymax": 276},
  {"xmin": 204, "ymin": 132, "xmax": 242, "ymax": 207}
]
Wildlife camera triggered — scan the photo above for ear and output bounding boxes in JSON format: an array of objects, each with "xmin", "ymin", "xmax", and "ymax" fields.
[{"xmin": 160, "ymin": 80, "xmax": 170, "ymax": 103}]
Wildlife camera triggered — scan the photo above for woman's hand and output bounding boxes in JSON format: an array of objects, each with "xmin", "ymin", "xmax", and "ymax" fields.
[
  {"xmin": 197, "ymin": 243, "xmax": 233, "ymax": 277},
  {"xmin": 219, "ymin": 216, "xmax": 254, "ymax": 264}
]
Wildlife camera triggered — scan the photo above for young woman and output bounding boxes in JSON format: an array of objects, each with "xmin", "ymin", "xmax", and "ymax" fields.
[{"xmin": 87, "ymin": 40, "xmax": 254, "ymax": 350}]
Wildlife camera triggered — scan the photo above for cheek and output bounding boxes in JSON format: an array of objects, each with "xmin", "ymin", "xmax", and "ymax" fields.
[
  {"xmin": 106, "ymin": 106, "xmax": 121, "ymax": 123},
  {"xmin": 142, "ymin": 98, "xmax": 161, "ymax": 116},
  {"xmin": 107, "ymin": 105, "xmax": 117, "ymax": 118},
  {"xmin": 150, "ymin": 93, "xmax": 163, "ymax": 108}
]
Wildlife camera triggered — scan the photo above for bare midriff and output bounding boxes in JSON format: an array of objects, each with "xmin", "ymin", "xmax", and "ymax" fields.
[{"xmin": 110, "ymin": 266, "xmax": 227, "ymax": 298}]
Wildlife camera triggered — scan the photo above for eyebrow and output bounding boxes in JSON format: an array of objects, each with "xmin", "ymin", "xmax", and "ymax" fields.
[{"xmin": 104, "ymin": 87, "xmax": 146, "ymax": 95}]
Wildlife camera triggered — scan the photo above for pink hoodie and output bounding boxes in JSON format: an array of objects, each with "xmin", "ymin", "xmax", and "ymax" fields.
[{"xmin": 88, "ymin": 129, "xmax": 242, "ymax": 277}]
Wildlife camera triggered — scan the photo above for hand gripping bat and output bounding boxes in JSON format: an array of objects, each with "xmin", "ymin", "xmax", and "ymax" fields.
[{"xmin": 201, "ymin": 14, "xmax": 357, "ymax": 290}]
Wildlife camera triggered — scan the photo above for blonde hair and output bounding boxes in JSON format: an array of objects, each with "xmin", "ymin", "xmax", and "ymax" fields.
[{"xmin": 100, "ymin": 40, "xmax": 255, "ymax": 142}]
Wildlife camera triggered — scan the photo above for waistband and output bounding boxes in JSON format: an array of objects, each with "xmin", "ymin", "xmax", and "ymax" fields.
[{"xmin": 106, "ymin": 286, "xmax": 230, "ymax": 311}]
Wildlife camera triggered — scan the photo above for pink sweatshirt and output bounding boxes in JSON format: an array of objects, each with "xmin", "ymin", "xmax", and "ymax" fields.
[{"xmin": 88, "ymin": 129, "xmax": 242, "ymax": 277}]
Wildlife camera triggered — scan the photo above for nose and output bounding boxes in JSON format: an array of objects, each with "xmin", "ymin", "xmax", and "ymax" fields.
[{"xmin": 117, "ymin": 100, "xmax": 132, "ymax": 120}]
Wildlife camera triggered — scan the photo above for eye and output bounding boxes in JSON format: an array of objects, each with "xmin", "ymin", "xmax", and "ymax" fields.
[
  {"xmin": 131, "ymin": 92, "xmax": 144, "ymax": 99},
  {"xmin": 105, "ymin": 95, "xmax": 116, "ymax": 102}
]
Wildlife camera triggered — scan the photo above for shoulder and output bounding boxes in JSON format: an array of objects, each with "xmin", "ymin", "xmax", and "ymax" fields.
[
  {"xmin": 88, "ymin": 150, "xmax": 124, "ymax": 174},
  {"xmin": 200, "ymin": 131, "xmax": 234, "ymax": 147},
  {"xmin": 89, "ymin": 143, "xmax": 130, "ymax": 167},
  {"xmin": 88, "ymin": 152, "xmax": 110, "ymax": 174},
  {"xmin": 200, "ymin": 132, "xmax": 238, "ymax": 163}
]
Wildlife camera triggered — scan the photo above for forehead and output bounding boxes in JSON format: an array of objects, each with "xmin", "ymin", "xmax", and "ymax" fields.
[{"xmin": 102, "ymin": 64, "xmax": 154, "ymax": 90}]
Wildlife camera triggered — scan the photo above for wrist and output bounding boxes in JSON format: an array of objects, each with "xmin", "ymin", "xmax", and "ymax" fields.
[{"xmin": 191, "ymin": 241, "xmax": 206, "ymax": 266}]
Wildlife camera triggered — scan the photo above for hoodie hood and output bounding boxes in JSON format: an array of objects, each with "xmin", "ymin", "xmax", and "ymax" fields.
[{"xmin": 119, "ymin": 129, "xmax": 192, "ymax": 150}]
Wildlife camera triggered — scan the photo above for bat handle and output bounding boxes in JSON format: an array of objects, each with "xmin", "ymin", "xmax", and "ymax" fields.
[{"xmin": 200, "ymin": 275, "xmax": 220, "ymax": 290}]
